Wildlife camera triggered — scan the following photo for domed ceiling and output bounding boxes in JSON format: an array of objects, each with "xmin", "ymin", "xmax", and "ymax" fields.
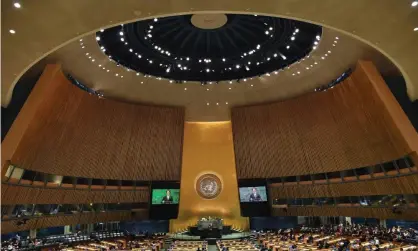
[
  {"xmin": 23, "ymin": 13, "xmax": 398, "ymax": 121},
  {"xmin": 97, "ymin": 14, "xmax": 322, "ymax": 83}
]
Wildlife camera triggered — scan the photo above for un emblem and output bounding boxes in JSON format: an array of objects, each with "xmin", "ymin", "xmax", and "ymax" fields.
[{"xmin": 196, "ymin": 174, "xmax": 222, "ymax": 199}]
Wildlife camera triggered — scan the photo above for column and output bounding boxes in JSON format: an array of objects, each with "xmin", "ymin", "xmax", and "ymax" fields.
[
  {"xmin": 29, "ymin": 229, "xmax": 37, "ymax": 239},
  {"xmin": 379, "ymin": 219, "xmax": 387, "ymax": 228},
  {"xmin": 64, "ymin": 225, "xmax": 71, "ymax": 234}
]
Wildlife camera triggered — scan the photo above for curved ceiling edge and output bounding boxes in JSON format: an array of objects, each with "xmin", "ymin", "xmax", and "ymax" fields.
[{"xmin": 2, "ymin": 1, "xmax": 417, "ymax": 107}]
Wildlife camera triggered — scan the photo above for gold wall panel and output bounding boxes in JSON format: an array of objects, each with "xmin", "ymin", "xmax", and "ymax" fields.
[
  {"xmin": 170, "ymin": 122, "xmax": 248, "ymax": 232},
  {"xmin": 231, "ymin": 61, "xmax": 416, "ymax": 178},
  {"xmin": 2, "ymin": 64, "xmax": 185, "ymax": 180}
]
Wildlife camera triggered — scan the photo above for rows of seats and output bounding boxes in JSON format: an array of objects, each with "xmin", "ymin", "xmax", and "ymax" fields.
[
  {"xmin": 217, "ymin": 239, "xmax": 259, "ymax": 251},
  {"xmin": 169, "ymin": 240, "xmax": 208, "ymax": 251},
  {"xmin": 257, "ymin": 231, "xmax": 416, "ymax": 251}
]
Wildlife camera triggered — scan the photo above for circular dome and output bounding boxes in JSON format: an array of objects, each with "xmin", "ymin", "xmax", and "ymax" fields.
[{"xmin": 97, "ymin": 14, "xmax": 322, "ymax": 83}]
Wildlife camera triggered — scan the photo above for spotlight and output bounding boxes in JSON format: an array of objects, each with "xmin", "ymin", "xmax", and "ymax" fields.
[
  {"xmin": 274, "ymin": 53, "xmax": 278, "ymax": 57},
  {"xmin": 222, "ymin": 58, "xmax": 226, "ymax": 62},
  {"xmin": 412, "ymin": 1, "xmax": 418, "ymax": 6},
  {"xmin": 9, "ymin": 29, "xmax": 16, "ymax": 34},
  {"xmin": 414, "ymin": 27, "xmax": 418, "ymax": 31},
  {"xmin": 96, "ymin": 36, "xmax": 100, "ymax": 41},
  {"xmin": 120, "ymin": 38, "xmax": 124, "ymax": 42},
  {"xmin": 119, "ymin": 31, "xmax": 124, "ymax": 36},
  {"xmin": 236, "ymin": 65, "xmax": 240, "ymax": 69},
  {"xmin": 206, "ymin": 68, "xmax": 210, "ymax": 72},
  {"xmin": 154, "ymin": 18, "xmax": 158, "ymax": 22},
  {"xmin": 291, "ymin": 36, "xmax": 295, "ymax": 41},
  {"xmin": 14, "ymin": 2, "xmax": 21, "ymax": 8},
  {"xmin": 316, "ymin": 35, "xmax": 321, "ymax": 40}
]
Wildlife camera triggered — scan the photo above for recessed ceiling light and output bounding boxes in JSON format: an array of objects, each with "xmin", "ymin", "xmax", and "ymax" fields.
[
  {"xmin": 9, "ymin": 29, "xmax": 16, "ymax": 34},
  {"xmin": 100, "ymin": 29, "xmax": 104, "ymax": 32},
  {"xmin": 96, "ymin": 36, "xmax": 100, "ymax": 41},
  {"xmin": 115, "ymin": 74, "xmax": 119, "ymax": 76},
  {"xmin": 229, "ymin": 81, "xmax": 233, "ymax": 84},
  {"xmin": 154, "ymin": 18, "xmax": 158, "ymax": 22},
  {"xmin": 184, "ymin": 88, "xmax": 187, "ymax": 90},
  {"xmin": 414, "ymin": 27, "xmax": 418, "ymax": 31},
  {"xmin": 316, "ymin": 35, "xmax": 321, "ymax": 40},
  {"xmin": 13, "ymin": 2, "xmax": 21, "ymax": 8},
  {"xmin": 291, "ymin": 36, "xmax": 295, "ymax": 41},
  {"xmin": 226, "ymin": 102, "xmax": 228, "ymax": 105},
  {"xmin": 207, "ymin": 103, "xmax": 210, "ymax": 106},
  {"xmin": 250, "ymin": 84, "xmax": 254, "ymax": 87},
  {"xmin": 229, "ymin": 87, "xmax": 232, "ymax": 90},
  {"xmin": 412, "ymin": 1, "xmax": 418, "ymax": 6},
  {"xmin": 107, "ymin": 70, "xmax": 110, "ymax": 72}
]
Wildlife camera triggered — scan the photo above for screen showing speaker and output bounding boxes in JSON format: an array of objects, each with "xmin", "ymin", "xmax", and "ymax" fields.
[
  {"xmin": 238, "ymin": 180, "xmax": 270, "ymax": 217},
  {"xmin": 239, "ymin": 186, "xmax": 267, "ymax": 202},
  {"xmin": 151, "ymin": 189, "xmax": 180, "ymax": 205},
  {"xmin": 149, "ymin": 182, "xmax": 180, "ymax": 220}
]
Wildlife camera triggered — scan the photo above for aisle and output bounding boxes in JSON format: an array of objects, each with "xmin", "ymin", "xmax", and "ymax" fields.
[{"xmin": 208, "ymin": 244, "xmax": 218, "ymax": 251}]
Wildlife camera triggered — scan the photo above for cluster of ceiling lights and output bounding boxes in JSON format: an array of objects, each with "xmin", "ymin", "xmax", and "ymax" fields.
[
  {"xmin": 81, "ymin": 30, "xmax": 341, "ymax": 96},
  {"xmin": 100, "ymin": 22, "xmax": 295, "ymax": 82},
  {"xmin": 413, "ymin": 1, "xmax": 418, "ymax": 31},
  {"xmin": 8, "ymin": 2, "xmax": 22, "ymax": 34},
  {"xmin": 94, "ymin": 24, "xmax": 319, "ymax": 85},
  {"xmin": 289, "ymin": 36, "xmax": 338, "ymax": 76}
]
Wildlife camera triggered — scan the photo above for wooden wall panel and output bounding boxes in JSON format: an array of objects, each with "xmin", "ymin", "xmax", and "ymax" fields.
[
  {"xmin": 232, "ymin": 61, "xmax": 413, "ymax": 178},
  {"xmin": 269, "ymin": 174, "xmax": 418, "ymax": 199},
  {"xmin": 4, "ymin": 65, "xmax": 185, "ymax": 180},
  {"xmin": 272, "ymin": 206, "xmax": 418, "ymax": 221},
  {"xmin": 1, "ymin": 210, "xmax": 148, "ymax": 234},
  {"xmin": 1, "ymin": 184, "xmax": 149, "ymax": 205}
]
